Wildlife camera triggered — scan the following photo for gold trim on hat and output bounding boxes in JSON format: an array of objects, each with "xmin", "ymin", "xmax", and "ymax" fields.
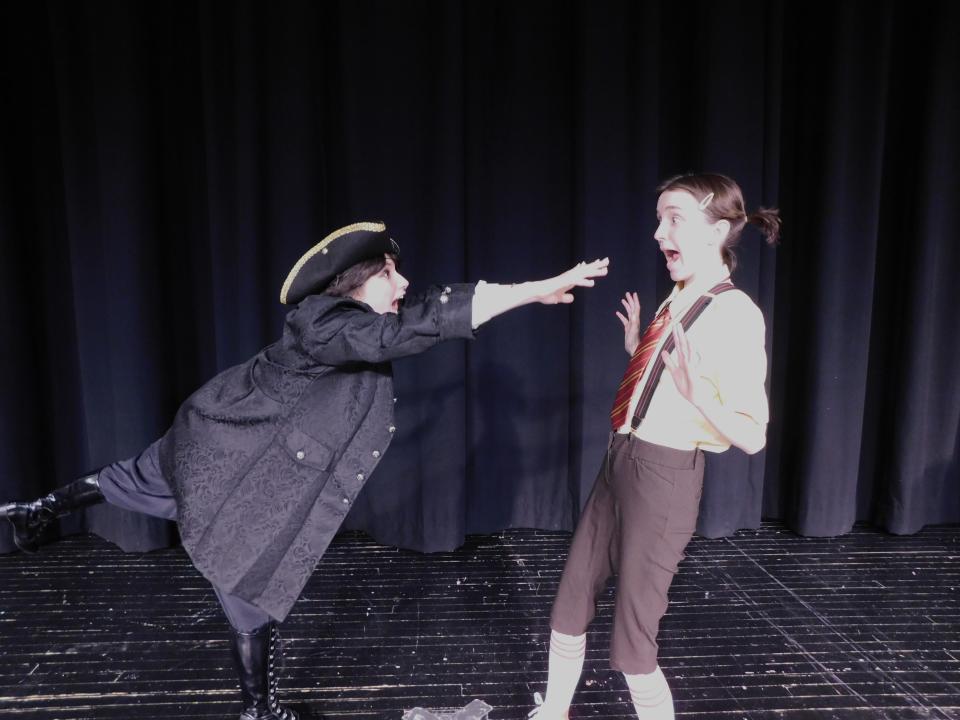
[{"xmin": 279, "ymin": 221, "xmax": 386, "ymax": 304}]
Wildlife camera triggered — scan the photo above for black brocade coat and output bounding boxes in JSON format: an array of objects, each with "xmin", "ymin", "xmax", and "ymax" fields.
[{"xmin": 157, "ymin": 284, "xmax": 476, "ymax": 621}]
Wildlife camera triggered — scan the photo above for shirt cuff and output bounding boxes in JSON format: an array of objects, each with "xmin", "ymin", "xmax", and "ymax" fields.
[{"xmin": 470, "ymin": 280, "xmax": 503, "ymax": 329}]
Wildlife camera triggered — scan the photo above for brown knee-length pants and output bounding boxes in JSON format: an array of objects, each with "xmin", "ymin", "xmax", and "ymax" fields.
[{"xmin": 550, "ymin": 432, "xmax": 704, "ymax": 674}]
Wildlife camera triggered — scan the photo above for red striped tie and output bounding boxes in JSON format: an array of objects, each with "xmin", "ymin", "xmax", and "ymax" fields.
[{"xmin": 609, "ymin": 304, "xmax": 672, "ymax": 430}]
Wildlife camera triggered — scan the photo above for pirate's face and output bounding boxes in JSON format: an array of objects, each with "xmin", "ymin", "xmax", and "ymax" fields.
[{"xmin": 354, "ymin": 255, "xmax": 409, "ymax": 314}]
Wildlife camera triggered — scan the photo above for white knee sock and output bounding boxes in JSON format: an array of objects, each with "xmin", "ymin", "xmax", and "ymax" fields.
[
  {"xmin": 623, "ymin": 666, "xmax": 674, "ymax": 719},
  {"xmin": 538, "ymin": 630, "xmax": 586, "ymax": 717}
]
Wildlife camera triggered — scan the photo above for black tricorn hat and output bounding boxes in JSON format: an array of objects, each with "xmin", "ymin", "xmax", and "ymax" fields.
[{"xmin": 280, "ymin": 221, "xmax": 400, "ymax": 304}]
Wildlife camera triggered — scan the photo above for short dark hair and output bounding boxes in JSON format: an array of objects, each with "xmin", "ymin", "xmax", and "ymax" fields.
[{"xmin": 323, "ymin": 254, "xmax": 397, "ymax": 298}]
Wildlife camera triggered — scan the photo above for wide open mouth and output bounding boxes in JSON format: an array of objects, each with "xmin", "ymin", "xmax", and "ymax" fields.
[{"xmin": 663, "ymin": 248, "xmax": 680, "ymax": 262}]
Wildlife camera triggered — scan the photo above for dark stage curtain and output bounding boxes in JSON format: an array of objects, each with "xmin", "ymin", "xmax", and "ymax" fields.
[{"xmin": 1, "ymin": 0, "xmax": 958, "ymax": 557}]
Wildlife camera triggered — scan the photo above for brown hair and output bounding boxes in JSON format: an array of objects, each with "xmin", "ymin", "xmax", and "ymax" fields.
[
  {"xmin": 323, "ymin": 254, "xmax": 396, "ymax": 298},
  {"xmin": 657, "ymin": 173, "xmax": 781, "ymax": 272}
]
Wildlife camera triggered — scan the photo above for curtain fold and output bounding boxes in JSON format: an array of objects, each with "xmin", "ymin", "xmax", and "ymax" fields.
[{"xmin": 1, "ymin": 0, "xmax": 957, "ymax": 556}]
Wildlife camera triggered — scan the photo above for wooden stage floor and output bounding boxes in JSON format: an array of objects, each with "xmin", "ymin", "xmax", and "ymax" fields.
[{"xmin": 0, "ymin": 522, "xmax": 958, "ymax": 719}]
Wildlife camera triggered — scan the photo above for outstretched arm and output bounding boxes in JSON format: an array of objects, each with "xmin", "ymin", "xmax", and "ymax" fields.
[
  {"xmin": 471, "ymin": 257, "xmax": 609, "ymax": 328},
  {"xmin": 297, "ymin": 258, "xmax": 609, "ymax": 366}
]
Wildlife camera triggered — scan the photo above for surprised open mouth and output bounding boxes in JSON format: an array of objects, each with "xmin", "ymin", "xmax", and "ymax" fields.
[{"xmin": 663, "ymin": 249, "xmax": 680, "ymax": 262}]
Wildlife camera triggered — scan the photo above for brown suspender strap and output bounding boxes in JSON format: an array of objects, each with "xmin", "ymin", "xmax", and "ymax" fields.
[{"xmin": 629, "ymin": 281, "xmax": 736, "ymax": 431}]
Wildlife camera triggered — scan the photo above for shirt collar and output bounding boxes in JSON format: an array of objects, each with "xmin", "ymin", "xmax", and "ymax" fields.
[{"xmin": 660, "ymin": 264, "xmax": 732, "ymax": 318}]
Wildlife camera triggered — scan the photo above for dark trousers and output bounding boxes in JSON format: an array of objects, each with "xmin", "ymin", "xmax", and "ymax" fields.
[
  {"xmin": 97, "ymin": 439, "xmax": 272, "ymax": 632},
  {"xmin": 550, "ymin": 433, "xmax": 704, "ymax": 674}
]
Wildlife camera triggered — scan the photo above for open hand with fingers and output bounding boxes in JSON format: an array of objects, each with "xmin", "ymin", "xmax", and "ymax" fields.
[
  {"xmin": 661, "ymin": 323, "xmax": 715, "ymax": 408},
  {"xmin": 536, "ymin": 257, "xmax": 610, "ymax": 305},
  {"xmin": 615, "ymin": 292, "xmax": 641, "ymax": 355}
]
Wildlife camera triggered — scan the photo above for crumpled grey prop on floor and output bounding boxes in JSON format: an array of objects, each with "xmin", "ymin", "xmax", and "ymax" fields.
[{"xmin": 402, "ymin": 698, "xmax": 493, "ymax": 720}]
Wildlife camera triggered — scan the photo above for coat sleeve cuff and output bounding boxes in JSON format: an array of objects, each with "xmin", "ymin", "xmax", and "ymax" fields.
[{"xmin": 437, "ymin": 283, "xmax": 477, "ymax": 341}]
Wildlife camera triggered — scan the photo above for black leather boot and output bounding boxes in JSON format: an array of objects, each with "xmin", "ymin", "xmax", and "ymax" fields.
[
  {"xmin": 229, "ymin": 622, "xmax": 300, "ymax": 720},
  {"xmin": 0, "ymin": 475, "xmax": 104, "ymax": 553}
]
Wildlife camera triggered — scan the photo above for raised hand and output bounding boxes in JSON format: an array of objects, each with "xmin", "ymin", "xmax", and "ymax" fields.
[
  {"xmin": 536, "ymin": 257, "xmax": 610, "ymax": 305},
  {"xmin": 661, "ymin": 323, "xmax": 715, "ymax": 408},
  {"xmin": 615, "ymin": 292, "xmax": 641, "ymax": 355}
]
